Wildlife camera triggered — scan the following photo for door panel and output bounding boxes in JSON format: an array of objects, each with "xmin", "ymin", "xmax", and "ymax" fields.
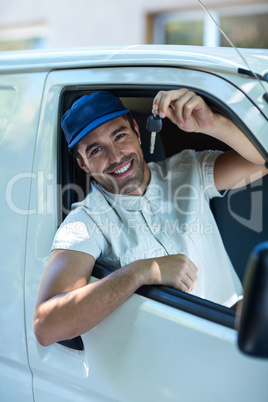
[
  {"xmin": 27, "ymin": 288, "xmax": 268, "ymax": 401},
  {"xmin": 0, "ymin": 72, "xmax": 47, "ymax": 401}
]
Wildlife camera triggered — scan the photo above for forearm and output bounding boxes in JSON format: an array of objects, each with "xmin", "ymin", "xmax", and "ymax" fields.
[
  {"xmin": 34, "ymin": 261, "xmax": 146, "ymax": 346},
  {"xmin": 202, "ymin": 113, "xmax": 265, "ymax": 166},
  {"xmin": 34, "ymin": 254, "xmax": 197, "ymax": 346}
]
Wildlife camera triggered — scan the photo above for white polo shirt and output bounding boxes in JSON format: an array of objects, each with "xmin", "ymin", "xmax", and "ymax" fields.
[{"xmin": 52, "ymin": 150, "xmax": 243, "ymax": 307}]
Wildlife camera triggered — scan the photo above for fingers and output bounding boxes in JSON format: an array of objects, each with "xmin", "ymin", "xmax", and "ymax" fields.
[
  {"xmin": 155, "ymin": 254, "xmax": 198, "ymax": 294},
  {"xmin": 179, "ymin": 257, "xmax": 198, "ymax": 293},
  {"xmin": 152, "ymin": 89, "xmax": 202, "ymax": 129},
  {"xmin": 152, "ymin": 89, "xmax": 195, "ymax": 116}
]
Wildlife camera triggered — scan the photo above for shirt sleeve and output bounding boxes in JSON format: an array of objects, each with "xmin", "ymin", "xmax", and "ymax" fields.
[
  {"xmin": 51, "ymin": 207, "xmax": 105, "ymax": 260},
  {"xmin": 196, "ymin": 150, "xmax": 226, "ymax": 200}
]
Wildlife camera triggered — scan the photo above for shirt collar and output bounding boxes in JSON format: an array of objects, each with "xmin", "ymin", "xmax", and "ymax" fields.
[{"xmin": 94, "ymin": 164, "xmax": 159, "ymax": 211}]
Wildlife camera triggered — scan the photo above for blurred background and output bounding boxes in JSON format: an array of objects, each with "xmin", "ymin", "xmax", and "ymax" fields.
[{"xmin": 0, "ymin": 0, "xmax": 267, "ymax": 51}]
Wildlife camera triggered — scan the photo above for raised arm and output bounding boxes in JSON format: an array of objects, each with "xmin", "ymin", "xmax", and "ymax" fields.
[
  {"xmin": 152, "ymin": 89, "xmax": 267, "ymax": 190},
  {"xmin": 33, "ymin": 249, "xmax": 197, "ymax": 346}
]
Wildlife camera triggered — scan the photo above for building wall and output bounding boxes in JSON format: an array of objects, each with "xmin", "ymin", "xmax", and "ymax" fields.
[{"xmin": 0, "ymin": 0, "xmax": 267, "ymax": 49}]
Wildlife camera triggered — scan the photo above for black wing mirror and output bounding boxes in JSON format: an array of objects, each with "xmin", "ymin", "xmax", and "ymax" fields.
[{"xmin": 237, "ymin": 242, "xmax": 268, "ymax": 358}]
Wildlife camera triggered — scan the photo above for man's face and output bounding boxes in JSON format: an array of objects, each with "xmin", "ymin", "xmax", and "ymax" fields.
[{"xmin": 76, "ymin": 117, "xmax": 150, "ymax": 195}]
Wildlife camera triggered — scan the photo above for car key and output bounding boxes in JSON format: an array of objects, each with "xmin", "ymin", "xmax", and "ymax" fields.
[{"xmin": 146, "ymin": 114, "xmax": 162, "ymax": 154}]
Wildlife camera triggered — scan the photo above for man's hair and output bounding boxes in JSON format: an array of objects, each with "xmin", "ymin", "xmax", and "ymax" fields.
[{"xmin": 72, "ymin": 113, "xmax": 137, "ymax": 162}]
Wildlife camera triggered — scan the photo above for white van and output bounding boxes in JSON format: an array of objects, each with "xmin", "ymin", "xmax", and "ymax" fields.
[{"xmin": 1, "ymin": 45, "xmax": 268, "ymax": 401}]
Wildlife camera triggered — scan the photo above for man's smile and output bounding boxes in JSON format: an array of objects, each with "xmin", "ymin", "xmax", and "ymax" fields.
[
  {"xmin": 113, "ymin": 161, "xmax": 132, "ymax": 175},
  {"xmin": 108, "ymin": 159, "xmax": 134, "ymax": 178}
]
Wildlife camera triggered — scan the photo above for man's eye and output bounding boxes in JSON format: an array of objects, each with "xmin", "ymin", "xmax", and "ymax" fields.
[
  {"xmin": 91, "ymin": 147, "xmax": 102, "ymax": 155},
  {"xmin": 116, "ymin": 133, "xmax": 126, "ymax": 140}
]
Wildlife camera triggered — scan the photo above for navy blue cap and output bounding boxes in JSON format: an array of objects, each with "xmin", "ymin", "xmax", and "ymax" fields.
[{"xmin": 61, "ymin": 91, "xmax": 130, "ymax": 151}]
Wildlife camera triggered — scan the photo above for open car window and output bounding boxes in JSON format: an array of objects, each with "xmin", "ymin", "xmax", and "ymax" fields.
[{"xmin": 57, "ymin": 85, "xmax": 268, "ymax": 329}]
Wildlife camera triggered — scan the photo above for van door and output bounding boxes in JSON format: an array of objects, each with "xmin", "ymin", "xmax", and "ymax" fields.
[{"xmin": 25, "ymin": 66, "xmax": 268, "ymax": 402}]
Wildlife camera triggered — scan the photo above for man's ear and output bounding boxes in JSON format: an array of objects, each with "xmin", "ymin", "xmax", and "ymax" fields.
[{"xmin": 76, "ymin": 157, "xmax": 90, "ymax": 173}]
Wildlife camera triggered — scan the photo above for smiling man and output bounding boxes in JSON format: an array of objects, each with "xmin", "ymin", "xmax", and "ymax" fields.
[{"xmin": 33, "ymin": 90, "xmax": 267, "ymax": 346}]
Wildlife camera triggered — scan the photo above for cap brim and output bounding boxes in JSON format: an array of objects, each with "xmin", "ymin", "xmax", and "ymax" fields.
[{"xmin": 68, "ymin": 108, "xmax": 130, "ymax": 150}]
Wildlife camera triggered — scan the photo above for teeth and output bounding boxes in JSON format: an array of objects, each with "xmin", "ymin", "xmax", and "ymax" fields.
[{"xmin": 113, "ymin": 162, "xmax": 131, "ymax": 175}]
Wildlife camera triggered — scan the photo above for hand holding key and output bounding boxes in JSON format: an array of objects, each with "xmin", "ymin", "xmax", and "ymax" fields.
[{"xmin": 146, "ymin": 114, "xmax": 162, "ymax": 154}]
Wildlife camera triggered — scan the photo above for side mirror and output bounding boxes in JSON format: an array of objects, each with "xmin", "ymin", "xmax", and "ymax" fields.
[{"xmin": 237, "ymin": 242, "xmax": 268, "ymax": 358}]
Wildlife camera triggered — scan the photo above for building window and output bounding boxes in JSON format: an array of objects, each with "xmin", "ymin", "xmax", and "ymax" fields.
[
  {"xmin": 0, "ymin": 23, "xmax": 47, "ymax": 51},
  {"xmin": 220, "ymin": 13, "xmax": 268, "ymax": 48},
  {"xmin": 152, "ymin": 3, "xmax": 268, "ymax": 48},
  {"xmin": 165, "ymin": 18, "xmax": 204, "ymax": 47}
]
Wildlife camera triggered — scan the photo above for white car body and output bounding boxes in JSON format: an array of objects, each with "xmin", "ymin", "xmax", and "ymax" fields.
[{"xmin": 0, "ymin": 45, "xmax": 268, "ymax": 401}]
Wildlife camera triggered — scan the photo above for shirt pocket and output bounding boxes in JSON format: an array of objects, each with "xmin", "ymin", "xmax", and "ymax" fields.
[{"xmin": 119, "ymin": 246, "xmax": 166, "ymax": 267}]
